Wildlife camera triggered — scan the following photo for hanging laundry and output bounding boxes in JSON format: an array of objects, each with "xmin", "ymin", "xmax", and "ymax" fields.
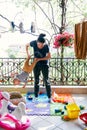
[{"xmin": 74, "ymin": 21, "xmax": 87, "ymax": 59}]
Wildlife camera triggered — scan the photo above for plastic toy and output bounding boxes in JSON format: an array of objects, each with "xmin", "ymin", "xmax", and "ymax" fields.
[
  {"xmin": 79, "ymin": 105, "xmax": 85, "ymax": 110},
  {"xmin": 52, "ymin": 92, "xmax": 71, "ymax": 104},
  {"xmin": 64, "ymin": 105, "xmax": 67, "ymax": 110},
  {"xmin": 0, "ymin": 91, "xmax": 31, "ymax": 130},
  {"xmin": 0, "ymin": 113, "xmax": 30, "ymax": 130},
  {"xmin": 66, "ymin": 103, "xmax": 80, "ymax": 119},
  {"xmin": 0, "ymin": 92, "xmax": 10, "ymax": 116},
  {"xmin": 79, "ymin": 113, "xmax": 87, "ymax": 124},
  {"xmin": 26, "ymin": 92, "xmax": 33, "ymax": 101},
  {"xmin": 27, "ymin": 95, "xmax": 33, "ymax": 101},
  {"xmin": 62, "ymin": 115, "xmax": 70, "ymax": 121},
  {"xmin": 61, "ymin": 111, "xmax": 64, "ymax": 115},
  {"xmin": 55, "ymin": 109, "xmax": 62, "ymax": 113},
  {"xmin": 52, "ymin": 92, "xmax": 66, "ymax": 103}
]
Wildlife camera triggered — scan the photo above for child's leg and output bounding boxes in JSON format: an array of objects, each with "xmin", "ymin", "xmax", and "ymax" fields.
[{"xmin": 22, "ymin": 82, "xmax": 27, "ymax": 88}]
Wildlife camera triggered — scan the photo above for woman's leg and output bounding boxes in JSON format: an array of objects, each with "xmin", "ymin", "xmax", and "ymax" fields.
[
  {"xmin": 33, "ymin": 65, "xmax": 41, "ymax": 97},
  {"xmin": 42, "ymin": 65, "xmax": 51, "ymax": 98}
]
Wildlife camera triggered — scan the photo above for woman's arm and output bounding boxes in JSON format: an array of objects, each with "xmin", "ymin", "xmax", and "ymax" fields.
[{"xmin": 37, "ymin": 52, "xmax": 51, "ymax": 61}]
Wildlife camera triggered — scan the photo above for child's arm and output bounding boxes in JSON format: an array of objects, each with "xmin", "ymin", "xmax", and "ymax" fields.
[{"xmin": 26, "ymin": 43, "xmax": 31, "ymax": 59}]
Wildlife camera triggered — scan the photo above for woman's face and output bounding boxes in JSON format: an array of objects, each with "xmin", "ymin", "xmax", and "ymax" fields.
[{"xmin": 37, "ymin": 42, "xmax": 44, "ymax": 49}]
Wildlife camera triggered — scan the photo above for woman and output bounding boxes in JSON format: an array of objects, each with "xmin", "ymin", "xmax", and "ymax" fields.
[{"xmin": 26, "ymin": 33, "xmax": 52, "ymax": 103}]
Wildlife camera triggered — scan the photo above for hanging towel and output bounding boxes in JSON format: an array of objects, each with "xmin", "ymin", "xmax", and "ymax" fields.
[
  {"xmin": 74, "ymin": 21, "xmax": 87, "ymax": 59},
  {"xmin": 81, "ymin": 21, "xmax": 87, "ymax": 59},
  {"xmin": 74, "ymin": 23, "xmax": 81, "ymax": 59}
]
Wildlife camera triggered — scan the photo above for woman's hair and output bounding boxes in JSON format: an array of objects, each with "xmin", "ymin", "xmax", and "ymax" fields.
[{"xmin": 37, "ymin": 33, "xmax": 46, "ymax": 43}]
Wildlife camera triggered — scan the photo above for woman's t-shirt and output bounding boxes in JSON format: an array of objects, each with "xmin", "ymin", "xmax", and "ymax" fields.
[{"xmin": 30, "ymin": 40, "xmax": 49, "ymax": 65}]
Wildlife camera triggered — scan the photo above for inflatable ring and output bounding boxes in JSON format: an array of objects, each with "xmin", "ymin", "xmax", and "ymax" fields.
[
  {"xmin": 79, "ymin": 113, "xmax": 87, "ymax": 124},
  {"xmin": 0, "ymin": 114, "xmax": 30, "ymax": 130}
]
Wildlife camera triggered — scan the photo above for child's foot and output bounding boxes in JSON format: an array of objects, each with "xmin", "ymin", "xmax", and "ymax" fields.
[
  {"xmin": 22, "ymin": 83, "xmax": 26, "ymax": 88},
  {"xmin": 22, "ymin": 85, "xmax": 26, "ymax": 88}
]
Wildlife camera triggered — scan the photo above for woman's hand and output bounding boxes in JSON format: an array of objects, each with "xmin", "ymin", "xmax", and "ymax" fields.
[{"xmin": 34, "ymin": 58, "xmax": 40, "ymax": 62}]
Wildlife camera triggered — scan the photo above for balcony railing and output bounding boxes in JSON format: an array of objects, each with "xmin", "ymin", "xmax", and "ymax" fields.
[{"xmin": 0, "ymin": 58, "xmax": 87, "ymax": 86}]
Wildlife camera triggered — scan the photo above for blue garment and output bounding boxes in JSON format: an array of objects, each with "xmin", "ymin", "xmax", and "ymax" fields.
[
  {"xmin": 16, "ymin": 71, "xmax": 28, "ymax": 83},
  {"xmin": 30, "ymin": 40, "xmax": 49, "ymax": 65}
]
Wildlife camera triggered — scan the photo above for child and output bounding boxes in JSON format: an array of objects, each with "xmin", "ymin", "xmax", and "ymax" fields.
[{"xmin": 13, "ymin": 58, "xmax": 37, "ymax": 88}]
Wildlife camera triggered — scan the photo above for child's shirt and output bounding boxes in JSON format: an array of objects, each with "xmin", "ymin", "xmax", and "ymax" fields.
[
  {"xmin": 22, "ymin": 58, "xmax": 37, "ymax": 73},
  {"xmin": 14, "ymin": 58, "xmax": 37, "ymax": 83}
]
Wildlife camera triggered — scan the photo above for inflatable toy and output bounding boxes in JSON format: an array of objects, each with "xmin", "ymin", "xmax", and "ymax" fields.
[
  {"xmin": 0, "ymin": 91, "xmax": 31, "ymax": 130},
  {"xmin": 62, "ymin": 115, "xmax": 70, "ymax": 121},
  {"xmin": 0, "ymin": 113, "xmax": 30, "ymax": 130},
  {"xmin": 79, "ymin": 113, "xmax": 87, "ymax": 124},
  {"xmin": 0, "ymin": 91, "xmax": 9, "ymax": 109}
]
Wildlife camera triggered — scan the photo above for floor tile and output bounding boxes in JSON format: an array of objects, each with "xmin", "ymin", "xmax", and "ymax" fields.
[
  {"xmin": 72, "ymin": 94, "xmax": 87, "ymax": 103},
  {"xmin": 26, "ymin": 126, "xmax": 35, "ymax": 130},
  {"xmin": 54, "ymin": 127, "xmax": 63, "ymax": 130},
  {"xmin": 32, "ymin": 119, "xmax": 56, "ymax": 130},
  {"xmin": 58, "ymin": 119, "xmax": 85, "ymax": 130},
  {"xmin": 29, "ymin": 116, "xmax": 43, "ymax": 126},
  {"xmin": 42, "ymin": 116, "xmax": 63, "ymax": 126}
]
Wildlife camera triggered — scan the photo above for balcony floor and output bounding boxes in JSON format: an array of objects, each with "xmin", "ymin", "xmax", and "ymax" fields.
[
  {"xmin": 28, "ymin": 94, "xmax": 87, "ymax": 130},
  {"xmin": 0, "ymin": 86, "xmax": 87, "ymax": 130}
]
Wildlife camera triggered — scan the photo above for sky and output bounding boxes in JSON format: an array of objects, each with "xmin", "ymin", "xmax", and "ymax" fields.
[
  {"xmin": 0, "ymin": 0, "xmax": 74, "ymax": 58},
  {"xmin": 0, "ymin": 1, "xmax": 55, "ymax": 57},
  {"xmin": 0, "ymin": 1, "xmax": 37, "ymax": 57}
]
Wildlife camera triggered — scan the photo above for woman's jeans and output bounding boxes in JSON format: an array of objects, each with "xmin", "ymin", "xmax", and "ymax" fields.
[{"xmin": 33, "ymin": 64, "xmax": 51, "ymax": 98}]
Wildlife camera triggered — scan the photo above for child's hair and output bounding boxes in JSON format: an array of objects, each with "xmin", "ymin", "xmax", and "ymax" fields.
[
  {"xmin": 37, "ymin": 33, "xmax": 46, "ymax": 43},
  {"xmin": 13, "ymin": 78, "xmax": 20, "ymax": 85}
]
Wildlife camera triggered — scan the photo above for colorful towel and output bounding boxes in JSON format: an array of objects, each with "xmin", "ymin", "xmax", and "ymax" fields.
[{"xmin": 52, "ymin": 92, "xmax": 74, "ymax": 103}]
